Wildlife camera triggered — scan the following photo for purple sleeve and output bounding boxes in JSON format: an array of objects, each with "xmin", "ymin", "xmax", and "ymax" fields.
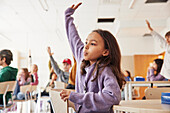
[
  {"xmin": 31, "ymin": 73, "xmax": 39, "ymax": 85},
  {"xmin": 69, "ymin": 69, "xmax": 121, "ymax": 112},
  {"xmin": 65, "ymin": 8, "xmax": 84, "ymax": 62}
]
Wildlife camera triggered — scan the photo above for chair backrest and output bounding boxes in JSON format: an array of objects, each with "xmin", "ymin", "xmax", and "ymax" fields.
[
  {"xmin": 0, "ymin": 81, "xmax": 16, "ymax": 109},
  {"xmin": 0, "ymin": 81, "xmax": 17, "ymax": 94},
  {"xmin": 49, "ymin": 89, "xmax": 68, "ymax": 113},
  {"xmin": 20, "ymin": 85, "xmax": 37, "ymax": 100},
  {"xmin": 20, "ymin": 85, "xmax": 37, "ymax": 93},
  {"xmin": 54, "ymin": 81, "xmax": 67, "ymax": 89},
  {"xmin": 145, "ymin": 88, "xmax": 170, "ymax": 99}
]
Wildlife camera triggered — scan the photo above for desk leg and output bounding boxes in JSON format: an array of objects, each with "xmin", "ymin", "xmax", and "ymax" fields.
[
  {"xmin": 124, "ymin": 83, "xmax": 128, "ymax": 100},
  {"xmin": 128, "ymin": 83, "xmax": 132, "ymax": 100}
]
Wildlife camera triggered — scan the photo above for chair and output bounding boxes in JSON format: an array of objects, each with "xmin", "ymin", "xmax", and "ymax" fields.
[
  {"xmin": 49, "ymin": 81, "xmax": 75, "ymax": 113},
  {"xmin": 0, "ymin": 81, "xmax": 17, "ymax": 112},
  {"xmin": 14, "ymin": 85, "xmax": 37, "ymax": 113},
  {"xmin": 50, "ymin": 89, "xmax": 69, "ymax": 113},
  {"xmin": 36, "ymin": 81, "xmax": 67, "ymax": 113},
  {"xmin": 145, "ymin": 87, "xmax": 170, "ymax": 99},
  {"xmin": 54, "ymin": 81, "xmax": 67, "ymax": 89}
]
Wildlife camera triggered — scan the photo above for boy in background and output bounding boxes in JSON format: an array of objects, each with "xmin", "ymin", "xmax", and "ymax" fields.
[{"xmin": 0, "ymin": 49, "xmax": 18, "ymax": 104}]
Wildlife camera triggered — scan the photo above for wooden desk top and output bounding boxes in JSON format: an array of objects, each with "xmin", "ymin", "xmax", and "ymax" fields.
[
  {"xmin": 114, "ymin": 100, "xmax": 170, "ymax": 113},
  {"xmin": 126, "ymin": 81, "xmax": 170, "ymax": 84}
]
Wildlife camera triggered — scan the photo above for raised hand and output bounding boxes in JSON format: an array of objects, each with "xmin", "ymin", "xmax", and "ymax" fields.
[
  {"xmin": 47, "ymin": 46, "xmax": 53, "ymax": 56},
  {"xmin": 145, "ymin": 20, "xmax": 153, "ymax": 31},
  {"xmin": 71, "ymin": 2, "xmax": 82, "ymax": 10}
]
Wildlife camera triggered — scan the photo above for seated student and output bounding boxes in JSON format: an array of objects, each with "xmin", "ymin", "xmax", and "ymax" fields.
[
  {"xmin": 14, "ymin": 68, "xmax": 32, "ymax": 100},
  {"xmin": 41, "ymin": 66, "xmax": 57, "ymax": 96},
  {"xmin": 47, "ymin": 46, "xmax": 72, "ymax": 84},
  {"xmin": 124, "ymin": 70, "xmax": 133, "ymax": 81},
  {"xmin": 0, "ymin": 49, "xmax": 18, "ymax": 105},
  {"xmin": 147, "ymin": 59, "xmax": 166, "ymax": 81},
  {"xmin": 66, "ymin": 56, "xmax": 76, "ymax": 89},
  {"xmin": 49, "ymin": 67, "xmax": 57, "ymax": 88},
  {"xmin": 121, "ymin": 70, "xmax": 132, "ymax": 100},
  {"xmin": 30, "ymin": 64, "xmax": 39, "ymax": 85}
]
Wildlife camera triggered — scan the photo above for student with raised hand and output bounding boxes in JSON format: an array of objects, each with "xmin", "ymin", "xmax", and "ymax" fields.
[
  {"xmin": 0, "ymin": 49, "xmax": 18, "ymax": 104},
  {"xmin": 47, "ymin": 46, "xmax": 71, "ymax": 84},
  {"xmin": 60, "ymin": 3, "xmax": 125, "ymax": 113},
  {"xmin": 146, "ymin": 20, "xmax": 170, "ymax": 79}
]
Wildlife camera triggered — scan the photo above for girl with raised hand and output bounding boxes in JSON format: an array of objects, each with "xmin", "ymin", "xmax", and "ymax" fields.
[{"xmin": 60, "ymin": 3, "xmax": 125, "ymax": 113}]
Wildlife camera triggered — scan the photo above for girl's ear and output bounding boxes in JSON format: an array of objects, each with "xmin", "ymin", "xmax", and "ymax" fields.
[{"xmin": 102, "ymin": 49, "xmax": 109, "ymax": 56}]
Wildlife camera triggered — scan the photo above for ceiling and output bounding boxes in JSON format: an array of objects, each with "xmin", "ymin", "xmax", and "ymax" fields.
[{"xmin": 0, "ymin": 0, "xmax": 170, "ymax": 46}]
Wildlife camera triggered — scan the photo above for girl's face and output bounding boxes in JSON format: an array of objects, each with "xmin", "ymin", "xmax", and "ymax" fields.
[
  {"xmin": 31, "ymin": 64, "xmax": 38, "ymax": 73},
  {"xmin": 165, "ymin": 36, "xmax": 170, "ymax": 45},
  {"xmin": 83, "ymin": 32, "xmax": 109, "ymax": 65},
  {"xmin": 124, "ymin": 71, "xmax": 129, "ymax": 77},
  {"xmin": 18, "ymin": 69, "xmax": 25, "ymax": 77},
  {"xmin": 152, "ymin": 61, "xmax": 158, "ymax": 70}
]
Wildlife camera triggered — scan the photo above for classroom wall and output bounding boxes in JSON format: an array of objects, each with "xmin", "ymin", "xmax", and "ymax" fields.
[
  {"xmin": 1, "ymin": 18, "xmax": 169, "ymax": 87},
  {"xmin": 121, "ymin": 56, "xmax": 134, "ymax": 77},
  {"xmin": 0, "ymin": 34, "xmax": 154, "ymax": 87}
]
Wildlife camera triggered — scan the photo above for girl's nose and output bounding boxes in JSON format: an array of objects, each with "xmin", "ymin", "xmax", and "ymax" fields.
[{"xmin": 85, "ymin": 44, "xmax": 89, "ymax": 49}]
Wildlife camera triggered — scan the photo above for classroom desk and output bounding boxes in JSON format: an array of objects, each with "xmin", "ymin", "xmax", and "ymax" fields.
[
  {"xmin": 124, "ymin": 81, "xmax": 170, "ymax": 100},
  {"xmin": 113, "ymin": 99, "xmax": 170, "ymax": 113}
]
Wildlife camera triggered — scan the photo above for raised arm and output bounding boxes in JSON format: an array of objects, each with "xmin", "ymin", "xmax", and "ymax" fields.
[
  {"xmin": 65, "ymin": 3, "xmax": 84, "ymax": 62},
  {"xmin": 145, "ymin": 20, "xmax": 167, "ymax": 48},
  {"xmin": 47, "ymin": 47, "xmax": 66, "ymax": 82},
  {"xmin": 145, "ymin": 20, "xmax": 153, "ymax": 31}
]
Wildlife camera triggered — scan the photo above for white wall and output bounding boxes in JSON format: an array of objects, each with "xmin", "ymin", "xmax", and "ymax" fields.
[
  {"xmin": 121, "ymin": 56, "xmax": 134, "ymax": 77},
  {"xmin": 0, "ymin": 31, "xmax": 73, "ymax": 87}
]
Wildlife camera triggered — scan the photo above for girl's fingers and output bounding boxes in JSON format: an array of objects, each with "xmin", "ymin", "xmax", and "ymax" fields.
[
  {"xmin": 145, "ymin": 20, "xmax": 150, "ymax": 25},
  {"xmin": 61, "ymin": 93, "xmax": 68, "ymax": 98},
  {"xmin": 71, "ymin": 2, "xmax": 82, "ymax": 10},
  {"xmin": 63, "ymin": 97, "xmax": 69, "ymax": 102},
  {"xmin": 73, "ymin": 3, "xmax": 82, "ymax": 10},
  {"xmin": 71, "ymin": 5, "xmax": 74, "ymax": 9}
]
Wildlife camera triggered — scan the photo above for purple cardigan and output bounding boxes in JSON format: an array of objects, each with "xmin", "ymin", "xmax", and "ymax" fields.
[
  {"xmin": 147, "ymin": 68, "xmax": 166, "ymax": 81},
  {"xmin": 65, "ymin": 8, "xmax": 121, "ymax": 113}
]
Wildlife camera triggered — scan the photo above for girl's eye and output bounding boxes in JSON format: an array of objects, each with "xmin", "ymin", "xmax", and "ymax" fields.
[
  {"xmin": 85, "ymin": 42, "xmax": 87, "ymax": 45},
  {"xmin": 91, "ymin": 43, "xmax": 96, "ymax": 45}
]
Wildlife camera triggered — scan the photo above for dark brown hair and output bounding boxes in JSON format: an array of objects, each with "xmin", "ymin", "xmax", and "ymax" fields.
[
  {"xmin": 154, "ymin": 59, "xmax": 163, "ymax": 76},
  {"xmin": 80, "ymin": 29, "xmax": 125, "ymax": 89},
  {"xmin": 165, "ymin": 31, "xmax": 170, "ymax": 37},
  {"xmin": 0, "ymin": 49, "xmax": 13, "ymax": 65},
  {"xmin": 21, "ymin": 68, "xmax": 29, "ymax": 81}
]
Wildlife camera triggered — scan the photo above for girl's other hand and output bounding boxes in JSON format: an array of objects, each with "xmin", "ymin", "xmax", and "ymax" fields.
[
  {"xmin": 71, "ymin": 2, "xmax": 82, "ymax": 10},
  {"xmin": 60, "ymin": 89, "xmax": 72, "ymax": 102},
  {"xmin": 148, "ymin": 63, "xmax": 153, "ymax": 70}
]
